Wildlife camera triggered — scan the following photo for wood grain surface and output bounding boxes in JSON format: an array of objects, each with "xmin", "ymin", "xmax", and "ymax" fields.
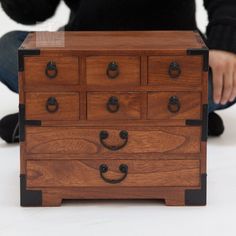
[
  {"xmin": 25, "ymin": 92, "xmax": 80, "ymax": 121},
  {"xmin": 148, "ymin": 92, "xmax": 201, "ymax": 120},
  {"xmin": 27, "ymin": 160, "xmax": 200, "ymax": 187},
  {"xmin": 86, "ymin": 56, "xmax": 140, "ymax": 86},
  {"xmin": 25, "ymin": 126, "xmax": 201, "ymax": 155},
  {"xmin": 24, "ymin": 56, "xmax": 79, "ymax": 86},
  {"xmin": 87, "ymin": 92, "xmax": 143, "ymax": 120}
]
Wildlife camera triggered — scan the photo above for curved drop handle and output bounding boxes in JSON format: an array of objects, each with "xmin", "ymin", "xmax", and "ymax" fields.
[
  {"xmin": 99, "ymin": 130, "xmax": 128, "ymax": 151},
  {"xmin": 106, "ymin": 96, "xmax": 120, "ymax": 113},
  {"xmin": 99, "ymin": 164, "xmax": 128, "ymax": 184},
  {"xmin": 168, "ymin": 61, "xmax": 181, "ymax": 79},
  {"xmin": 106, "ymin": 61, "xmax": 119, "ymax": 79},
  {"xmin": 45, "ymin": 61, "xmax": 58, "ymax": 79}
]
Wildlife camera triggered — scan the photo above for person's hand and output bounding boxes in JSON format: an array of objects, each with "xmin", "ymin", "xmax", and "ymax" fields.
[{"xmin": 209, "ymin": 50, "xmax": 236, "ymax": 105}]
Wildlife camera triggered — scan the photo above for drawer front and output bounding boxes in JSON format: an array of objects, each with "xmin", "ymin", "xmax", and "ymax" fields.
[
  {"xmin": 24, "ymin": 56, "xmax": 79, "ymax": 85},
  {"xmin": 27, "ymin": 160, "xmax": 200, "ymax": 187},
  {"xmin": 25, "ymin": 93, "xmax": 79, "ymax": 121},
  {"xmin": 26, "ymin": 127, "xmax": 201, "ymax": 154},
  {"xmin": 86, "ymin": 56, "xmax": 140, "ymax": 86},
  {"xmin": 87, "ymin": 92, "xmax": 142, "ymax": 120},
  {"xmin": 148, "ymin": 92, "xmax": 201, "ymax": 120},
  {"xmin": 148, "ymin": 56, "xmax": 202, "ymax": 87}
]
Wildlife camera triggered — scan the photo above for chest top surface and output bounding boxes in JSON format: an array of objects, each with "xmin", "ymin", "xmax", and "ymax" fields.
[{"xmin": 20, "ymin": 31, "xmax": 206, "ymax": 52}]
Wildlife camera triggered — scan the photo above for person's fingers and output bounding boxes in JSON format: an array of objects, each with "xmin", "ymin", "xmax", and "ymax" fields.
[
  {"xmin": 229, "ymin": 71, "xmax": 236, "ymax": 102},
  {"xmin": 212, "ymin": 66, "xmax": 224, "ymax": 104},
  {"xmin": 220, "ymin": 67, "xmax": 234, "ymax": 105}
]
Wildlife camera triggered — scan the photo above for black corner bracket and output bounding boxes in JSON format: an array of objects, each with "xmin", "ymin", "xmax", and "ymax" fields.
[
  {"xmin": 187, "ymin": 48, "xmax": 209, "ymax": 72},
  {"xmin": 201, "ymin": 104, "xmax": 208, "ymax": 142},
  {"xmin": 185, "ymin": 173, "xmax": 207, "ymax": 206},
  {"xmin": 19, "ymin": 104, "xmax": 41, "ymax": 142},
  {"xmin": 186, "ymin": 104, "xmax": 208, "ymax": 142},
  {"xmin": 18, "ymin": 49, "xmax": 40, "ymax": 72},
  {"xmin": 20, "ymin": 175, "xmax": 42, "ymax": 207}
]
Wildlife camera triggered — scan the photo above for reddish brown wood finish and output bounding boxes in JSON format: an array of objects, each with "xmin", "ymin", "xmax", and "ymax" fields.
[
  {"xmin": 25, "ymin": 126, "xmax": 201, "ymax": 155},
  {"xmin": 147, "ymin": 92, "xmax": 201, "ymax": 120},
  {"xmin": 27, "ymin": 160, "xmax": 200, "ymax": 187},
  {"xmin": 87, "ymin": 92, "xmax": 142, "ymax": 120},
  {"xmin": 148, "ymin": 56, "xmax": 202, "ymax": 87},
  {"xmin": 25, "ymin": 92, "xmax": 80, "ymax": 121},
  {"xmin": 19, "ymin": 31, "xmax": 208, "ymax": 206},
  {"xmin": 24, "ymin": 56, "xmax": 79, "ymax": 86},
  {"xmin": 86, "ymin": 56, "xmax": 140, "ymax": 86}
]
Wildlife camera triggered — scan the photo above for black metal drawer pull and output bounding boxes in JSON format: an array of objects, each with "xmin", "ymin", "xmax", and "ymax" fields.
[
  {"xmin": 46, "ymin": 97, "xmax": 59, "ymax": 113},
  {"xmin": 99, "ymin": 164, "xmax": 128, "ymax": 184},
  {"xmin": 45, "ymin": 61, "xmax": 58, "ymax": 79},
  {"xmin": 168, "ymin": 62, "xmax": 181, "ymax": 79},
  {"xmin": 168, "ymin": 96, "xmax": 181, "ymax": 113},
  {"xmin": 106, "ymin": 61, "xmax": 119, "ymax": 79},
  {"xmin": 99, "ymin": 130, "xmax": 128, "ymax": 151},
  {"xmin": 107, "ymin": 96, "xmax": 120, "ymax": 113}
]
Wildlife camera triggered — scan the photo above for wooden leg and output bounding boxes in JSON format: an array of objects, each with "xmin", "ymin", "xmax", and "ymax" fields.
[
  {"xmin": 165, "ymin": 192, "xmax": 185, "ymax": 206},
  {"xmin": 42, "ymin": 192, "xmax": 62, "ymax": 207}
]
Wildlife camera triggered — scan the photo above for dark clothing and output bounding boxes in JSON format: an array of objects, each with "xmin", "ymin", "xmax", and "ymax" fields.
[{"xmin": 1, "ymin": 0, "xmax": 236, "ymax": 53}]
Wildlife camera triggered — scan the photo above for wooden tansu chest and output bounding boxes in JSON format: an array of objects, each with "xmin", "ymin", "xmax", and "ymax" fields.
[{"xmin": 19, "ymin": 31, "xmax": 208, "ymax": 206}]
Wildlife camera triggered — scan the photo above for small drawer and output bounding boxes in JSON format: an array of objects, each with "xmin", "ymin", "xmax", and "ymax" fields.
[
  {"xmin": 24, "ymin": 56, "xmax": 79, "ymax": 86},
  {"xmin": 25, "ymin": 93, "xmax": 79, "ymax": 121},
  {"xmin": 26, "ymin": 126, "xmax": 201, "ymax": 154},
  {"xmin": 148, "ymin": 92, "xmax": 201, "ymax": 120},
  {"xmin": 27, "ymin": 159, "xmax": 200, "ymax": 187},
  {"xmin": 148, "ymin": 56, "xmax": 202, "ymax": 87},
  {"xmin": 87, "ymin": 92, "xmax": 142, "ymax": 120},
  {"xmin": 86, "ymin": 56, "xmax": 140, "ymax": 86}
]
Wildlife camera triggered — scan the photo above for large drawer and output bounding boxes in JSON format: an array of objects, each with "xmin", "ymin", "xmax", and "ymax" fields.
[
  {"xmin": 86, "ymin": 56, "xmax": 141, "ymax": 86},
  {"xmin": 27, "ymin": 159, "xmax": 200, "ymax": 187},
  {"xmin": 25, "ymin": 127, "xmax": 201, "ymax": 154},
  {"xmin": 24, "ymin": 56, "xmax": 79, "ymax": 86},
  {"xmin": 25, "ymin": 93, "xmax": 80, "ymax": 121},
  {"xmin": 87, "ymin": 92, "xmax": 142, "ymax": 120}
]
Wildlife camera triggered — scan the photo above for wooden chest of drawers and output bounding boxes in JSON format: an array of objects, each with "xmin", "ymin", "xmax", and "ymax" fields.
[{"xmin": 19, "ymin": 31, "xmax": 208, "ymax": 206}]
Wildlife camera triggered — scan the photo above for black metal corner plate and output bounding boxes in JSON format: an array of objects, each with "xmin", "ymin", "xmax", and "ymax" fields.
[
  {"xmin": 201, "ymin": 104, "xmax": 208, "ymax": 142},
  {"xmin": 185, "ymin": 173, "xmax": 207, "ymax": 206},
  {"xmin": 186, "ymin": 104, "xmax": 208, "ymax": 142},
  {"xmin": 18, "ymin": 48, "xmax": 40, "ymax": 72},
  {"xmin": 20, "ymin": 175, "xmax": 42, "ymax": 207},
  {"xmin": 187, "ymin": 48, "xmax": 209, "ymax": 72},
  {"xmin": 19, "ymin": 104, "xmax": 41, "ymax": 142}
]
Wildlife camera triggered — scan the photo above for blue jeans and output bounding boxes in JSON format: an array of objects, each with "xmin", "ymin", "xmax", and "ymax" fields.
[{"xmin": 0, "ymin": 31, "xmax": 235, "ymax": 112}]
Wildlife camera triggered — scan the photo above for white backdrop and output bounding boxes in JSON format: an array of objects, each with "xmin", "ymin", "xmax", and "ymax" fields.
[{"xmin": 1, "ymin": 2, "xmax": 236, "ymax": 236}]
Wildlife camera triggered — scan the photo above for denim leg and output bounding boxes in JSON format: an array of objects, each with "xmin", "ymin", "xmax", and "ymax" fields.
[
  {"xmin": 208, "ymin": 71, "xmax": 236, "ymax": 113},
  {"xmin": 0, "ymin": 31, "xmax": 28, "ymax": 93}
]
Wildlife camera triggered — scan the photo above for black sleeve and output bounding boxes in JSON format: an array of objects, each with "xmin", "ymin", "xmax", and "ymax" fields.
[
  {"xmin": 1, "ymin": 0, "xmax": 61, "ymax": 25},
  {"xmin": 204, "ymin": 0, "xmax": 236, "ymax": 53}
]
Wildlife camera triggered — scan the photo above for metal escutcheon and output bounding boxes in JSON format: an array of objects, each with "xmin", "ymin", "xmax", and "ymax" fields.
[
  {"xmin": 168, "ymin": 96, "xmax": 181, "ymax": 113},
  {"xmin": 106, "ymin": 61, "xmax": 119, "ymax": 79}
]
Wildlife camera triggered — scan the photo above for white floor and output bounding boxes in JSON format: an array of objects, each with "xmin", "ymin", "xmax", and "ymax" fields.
[{"xmin": 1, "ymin": 1, "xmax": 236, "ymax": 236}]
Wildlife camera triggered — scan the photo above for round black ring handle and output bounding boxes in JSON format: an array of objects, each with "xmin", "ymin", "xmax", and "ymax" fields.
[
  {"xmin": 99, "ymin": 130, "xmax": 128, "ymax": 151},
  {"xmin": 46, "ymin": 97, "xmax": 59, "ymax": 113},
  {"xmin": 168, "ymin": 62, "xmax": 181, "ymax": 79},
  {"xmin": 106, "ymin": 96, "xmax": 120, "ymax": 113},
  {"xmin": 168, "ymin": 96, "xmax": 181, "ymax": 113},
  {"xmin": 99, "ymin": 164, "xmax": 128, "ymax": 184},
  {"xmin": 106, "ymin": 61, "xmax": 119, "ymax": 79},
  {"xmin": 45, "ymin": 61, "xmax": 58, "ymax": 79}
]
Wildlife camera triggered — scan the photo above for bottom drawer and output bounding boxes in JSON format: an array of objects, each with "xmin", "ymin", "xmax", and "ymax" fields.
[{"xmin": 27, "ymin": 160, "xmax": 200, "ymax": 188}]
